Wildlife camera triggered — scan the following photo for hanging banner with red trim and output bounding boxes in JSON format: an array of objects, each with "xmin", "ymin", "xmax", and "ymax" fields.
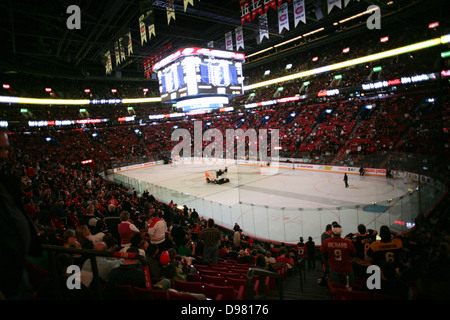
[
  {"xmin": 225, "ymin": 31, "xmax": 233, "ymax": 51},
  {"xmin": 105, "ymin": 51, "xmax": 112, "ymax": 74},
  {"xmin": 251, "ymin": 0, "xmax": 264, "ymax": 21},
  {"xmin": 263, "ymin": 0, "xmax": 277, "ymax": 13},
  {"xmin": 235, "ymin": 26, "xmax": 244, "ymax": 51},
  {"xmin": 114, "ymin": 42, "xmax": 120, "ymax": 65},
  {"xmin": 258, "ymin": 13, "xmax": 269, "ymax": 42},
  {"xmin": 240, "ymin": 0, "xmax": 251, "ymax": 25},
  {"xmin": 127, "ymin": 31, "xmax": 133, "ymax": 56},
  {"xmin": 293, "ymin": 0, "xmax": 306, "ymax": 27},
  {"xmin": 139, "ymin": 14, "xmax": 147, "ymax": 45},
  {"xmin": 278, "ymin": 2, "xmax": 290, "ymax": 34},
  {"xmin": 277, "ymin": 0, "xmax": 291, "ymax": 7},
  {"xmin": 167, "ymin": 0, "xmax": 176, "ymax": 25}
]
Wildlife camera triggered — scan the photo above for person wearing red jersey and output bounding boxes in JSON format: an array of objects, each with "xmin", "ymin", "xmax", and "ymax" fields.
[{"xmin": 320, "ymin": 222, "xmax": 356, "ymax": 285}]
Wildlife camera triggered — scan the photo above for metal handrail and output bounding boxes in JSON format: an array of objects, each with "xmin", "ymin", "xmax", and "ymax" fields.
[
  {"xmin": 41, "ymin": 244, "xmax": 151, "ymax": 300},
  {"xmin": 246, "ymin": 267, "xmax": 283, "ymax": 300}
]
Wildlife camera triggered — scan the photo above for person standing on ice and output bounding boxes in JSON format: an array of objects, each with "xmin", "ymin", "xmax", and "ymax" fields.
[{"xmin": 343, "ymin": 173, "xmax": 349, "ymax": 188}]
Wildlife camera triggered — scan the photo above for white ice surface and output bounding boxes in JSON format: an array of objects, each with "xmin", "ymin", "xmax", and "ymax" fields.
[{"xmin": 116, "ymin": 162, "xmax": 420, "ymax": 244}]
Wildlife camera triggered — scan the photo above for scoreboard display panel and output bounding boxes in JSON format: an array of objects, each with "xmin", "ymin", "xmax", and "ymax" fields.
[{"xmin": 152, "ymin": 47, "xmax": 245, "ymax": 103}]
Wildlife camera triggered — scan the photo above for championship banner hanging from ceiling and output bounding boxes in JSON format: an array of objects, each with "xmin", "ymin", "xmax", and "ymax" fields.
[
  {"xmin": 258, "ymin": 13, "xmax": 269, "ymax": 42},
  {"xmin": 235, "ymin": 26, "xmax": 244, "ymax": 51},
  {"xmin": 127, "ymin": 31, "xmax": 133, "ymax": 56},
  {"xmin": 225, "ymin": 31, "xmax": 233, "ymax": 51},
  {"xmin": 119, "ymin": 37, "xmax": 126, "ymax": 62},
  {"xmin": 114, "ymin": 42, "xmax": 120, "ymax": 65},
  {"xmin": 327, "ymin": 0, "xmax": 342, "ymax": 14},
  {"xmin": 183, "ymin": 0, "xmax": 194, "ymax": 11},
  {"xmin": 139, "ymin": 14, "xmax": 147, "ymax": 45},
  {"xmin": 148, "ymin": 24, "xmax": 156, "ymax": 41},
  {"xmin": 263, "ymin": 0, "xmax": 277, "ymax": 13},
  {"xmin": 167, "ymin": 0, "xmax": 176, "ymax": 25},
  {"xmin": 277, "ymin": 0, "xmax": 291, "ymax": 6},
  {"xmin": 251, "ymin": 0, "xmax": 264, "ymax": 21},
  {"xmin": 293, "ymin": 0, "xmax": 306, "ymax": 27},
  {"xmin": 105, "ymin": 51, "xmax": 112, "ymax": 74},
  {"xmin": 278, "ymin": 2, "xmax": 289, "ymax": 33},
  {"xmin": 240, "ymin": 0, "xmax": 251, "ymax": 25}
]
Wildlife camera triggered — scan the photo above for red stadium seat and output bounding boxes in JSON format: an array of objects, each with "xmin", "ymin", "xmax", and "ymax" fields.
[
  {"xmin": 174, "ymin": 280, "xmax": 204, "ymax": 294},
  {"xmin": 200, "ymin": 275, "xmax": 227, "ymax": 286},
  {"xmin": 203, "ymin": 283, "xmax": 244, "ymax": 300}
]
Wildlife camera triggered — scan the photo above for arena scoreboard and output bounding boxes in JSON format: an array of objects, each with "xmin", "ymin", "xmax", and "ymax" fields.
[{"xmin": 152, "ymin": 47, "xmax": 245, "ymax": 104}]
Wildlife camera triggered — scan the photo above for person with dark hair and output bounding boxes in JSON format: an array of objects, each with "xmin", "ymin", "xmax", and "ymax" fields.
[
  {"xmin": 0, "ymin": 130, "xmax": 42, "ymax": 299},
  {"xmin": 198, "ymin": 218, "xmax": 222, "ymax": 264},
  {"xmin": 147, "ymin": 212, "xmax": 167, "ymax": 250},
  {"xmin": 305, "ymin": 236, "xmax": 316, "ymax": 270},
  {"xmin": 104, "ymin": 246, "xmax": 170, "ymax": 299},
  {"xmin": 343, "ymin": 173, "xmax": 349, "ymax": 188},
  {"xmin": 145, "ymin": 243, "xmax": 162, "ymax": 278},
  {"xmin": 318, "ymin": 224, "xmax": 333, "ymax": 285},
  {"xmin": 350, "ymin": 224, "xmax": 376, "ymax": 276},
  {"xmin": 81, "ymin": 241, "xmax": 122, "ymax": 284},
  {"xmin": 366, "ymin": 225, "xmax": 404, "ymax": 272},
  {"xmin": 320, "ymin": 222, "xmax": 356, "ymax": 285},
  {"xmin": 161, "ymin": 248, "xmax": 194, "ymax": 281}
]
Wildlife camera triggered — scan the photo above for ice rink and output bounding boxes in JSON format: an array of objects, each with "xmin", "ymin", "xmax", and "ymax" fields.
[{"xmin": 113, "ymin": 161, "xmax": 424, "ymax": 244}]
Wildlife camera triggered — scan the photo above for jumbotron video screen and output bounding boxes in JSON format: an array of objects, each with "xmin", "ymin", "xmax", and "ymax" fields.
[{"xmin": 152, "ymin": 47, "xmax": 246, "ymax": 103}]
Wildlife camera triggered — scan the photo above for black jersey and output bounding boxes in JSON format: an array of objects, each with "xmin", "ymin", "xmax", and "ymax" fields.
[
  {"xmin": 366, "ymin": 238, "xmax": 403, "ymax": 268},
  {"xmin": 352, "ymin": 233, "xmax": 376, "ymax": 259}
]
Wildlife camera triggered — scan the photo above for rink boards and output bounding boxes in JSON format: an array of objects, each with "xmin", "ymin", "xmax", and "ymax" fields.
[{"xmin": 110, "ymin": 158, "xmax": 444, "ymax": 244}]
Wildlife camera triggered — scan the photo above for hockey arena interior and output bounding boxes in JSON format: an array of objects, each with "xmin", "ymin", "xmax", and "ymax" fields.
[{"xmin": 0, "ymin": 0, "xmax": 449, "ymax": 303}]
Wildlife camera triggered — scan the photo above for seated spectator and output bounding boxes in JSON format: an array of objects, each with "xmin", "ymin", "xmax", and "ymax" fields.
[
  {"xmin": 81, "ymin": 241, "xmax": 122, "ymax": 285},
  {"xmin": 161, "ymin": 248, "xmax": 195, "ymax": 281},
  {"xmin": 104, "ymin": 246, "xmax": 170, "ymax": 299},
  {"xmin": 76, "ymin": 225, "xmax": 94, "ymax": 250}
]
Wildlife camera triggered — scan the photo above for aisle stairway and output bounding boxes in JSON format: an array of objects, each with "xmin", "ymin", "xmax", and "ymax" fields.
[{"xmin": 267, "ymin": 258, "xmax": 330, "ymax": 300}]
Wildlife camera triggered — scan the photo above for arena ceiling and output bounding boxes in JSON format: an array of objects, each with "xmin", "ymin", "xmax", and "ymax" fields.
[{"xmin": 0, "ymin": 0, "xmax": 440, "ymax": 81}]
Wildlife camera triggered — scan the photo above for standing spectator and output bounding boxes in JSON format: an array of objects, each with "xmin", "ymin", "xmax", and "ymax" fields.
[
  {"xmin": 318, "ymin": 224, "xmax": 332, "ymax": 285},
  {"xmin": 306, "ymin": 236, "xmax": 316, "ymax": 270},
  {"xmin": 147, "ymin": 212, "xmax": 168, "ymax": 250},
  {"xmin": 198, "ymin": 218, "xmax": 222, "ymax": 264},
  {"xmin": 350, "ymin": 224, "xmax": 376, "ymax": 276},
  {"xmin": 297, "ymin": 237, "xmax": 308, "ymax": 260},
  {"xmin": 233, "ymin": 228, "xmax": 242, "ymax": 249},
  {"xmin": 118, "ymin": 211, "xmax": 140, "ymax": 249},
  {"xmin": 320, "ymin": 222, "xmax": 356, "ymax": 285},
  {"xmin": 366, "ymin": 225, "xmax": 404, "ymax": 272}
]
